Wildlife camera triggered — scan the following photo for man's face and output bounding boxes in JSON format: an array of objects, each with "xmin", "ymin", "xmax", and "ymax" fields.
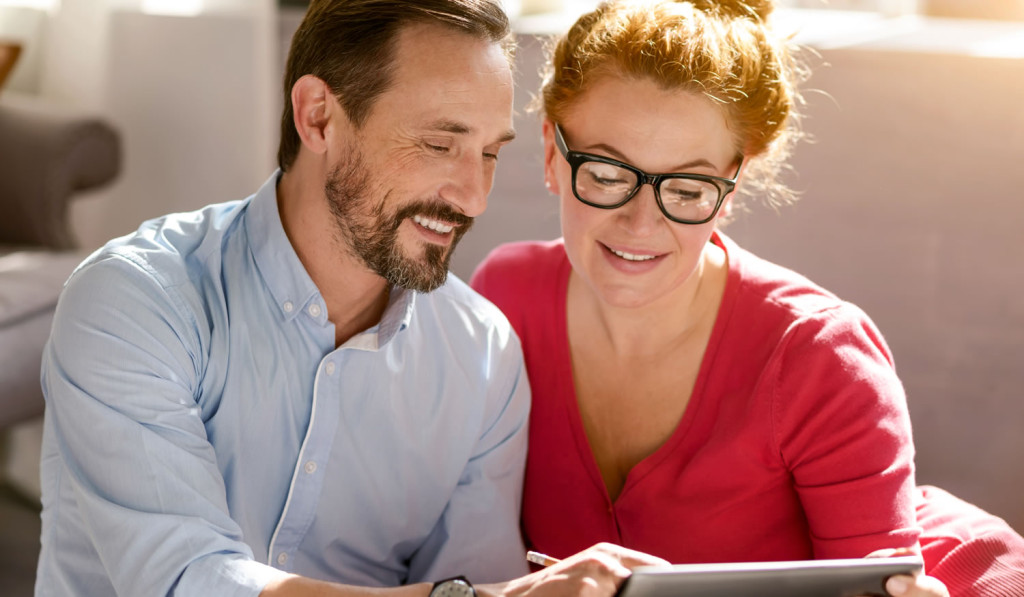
[{"xmin": 325, "ymin": 22, "xmax": 515, "ymax": 292}]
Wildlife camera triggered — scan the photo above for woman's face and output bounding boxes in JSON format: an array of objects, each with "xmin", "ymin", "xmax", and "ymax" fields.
[{"xmin": 544, "ymin": 75, "xmax": 740, "ymax": 310}]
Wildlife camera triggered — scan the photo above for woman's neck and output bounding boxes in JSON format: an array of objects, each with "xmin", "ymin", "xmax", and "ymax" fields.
[{"xmin": 569, "ymin": 241, "xmax": 728, "ymax": 359}]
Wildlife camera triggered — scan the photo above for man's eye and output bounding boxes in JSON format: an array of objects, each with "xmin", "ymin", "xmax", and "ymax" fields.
[
  {"xmin": 426, "ymin": 143, "xmax": 451, "ymax": 154},
  {"xmin": 483, "ymin": 151, "xmax": 499, "ymax": 161}
]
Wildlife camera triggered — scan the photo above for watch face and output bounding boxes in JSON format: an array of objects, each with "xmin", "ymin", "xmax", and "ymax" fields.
[{"xmin": 431, "ymin": 578, "xmax": 475, "ymax": 597}]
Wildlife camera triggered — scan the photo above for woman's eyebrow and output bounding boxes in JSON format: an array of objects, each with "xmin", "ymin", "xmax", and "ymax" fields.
[{"xmin": 584, "ymin": 142, "xmax": 716, "ymax": 172}]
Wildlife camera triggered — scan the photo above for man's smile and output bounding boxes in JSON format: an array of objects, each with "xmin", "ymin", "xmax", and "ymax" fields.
[{"xmin": 412, "ymin": 214, "xmax": 456, "ymax": 234}]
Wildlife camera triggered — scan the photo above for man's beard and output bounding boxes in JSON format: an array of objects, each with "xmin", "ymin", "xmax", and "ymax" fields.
[{"xmin": 324, "ymin": 154, "xmax": 473, "ymax": 293}]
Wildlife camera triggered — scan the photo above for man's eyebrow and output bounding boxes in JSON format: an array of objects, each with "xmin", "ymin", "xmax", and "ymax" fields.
[
  {"xmin": 427, "ymin": 119, "xmax": 472, "ymax": 134},
  {"xmin": 497, "ymin": 128, "xmax": 517, "ymax": 143},
  {"xmin": 425, "ymin": 119, "xmax": 517, "ymax": 144}
]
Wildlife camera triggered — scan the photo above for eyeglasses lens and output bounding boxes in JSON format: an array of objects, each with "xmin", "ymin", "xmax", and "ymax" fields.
[
  {"xmin": 658, "ymin": 177, "xmax": 720, "ymax": 222},
  {"xmin": 574, "ymin": 160, "xmax": 720, "ymax": 223},
  {"xmin": 575, "ymin": 162, "xmax": 637, "ymax": 204}
]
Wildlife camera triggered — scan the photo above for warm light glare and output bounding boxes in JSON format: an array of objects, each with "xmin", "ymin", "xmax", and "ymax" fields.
[
  {"xmin": 141, "ymin": 0, "xmax": 202, "ymax": 16},
  {"xmin": 0, "ymin": 0, "xmax": 59, "ymax": 9},
  {"xmin": 971, "ymin": 32, "xmax": 1024, "ymax": 58}
]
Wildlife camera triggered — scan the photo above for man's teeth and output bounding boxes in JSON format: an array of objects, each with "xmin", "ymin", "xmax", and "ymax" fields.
[
  {"xmin": 412, "ymin": 215, "xmax": 454, "ymax": 234},
  {"xmin": 611, "ymin": 248, "xmax": 657, "ymax": 262}
]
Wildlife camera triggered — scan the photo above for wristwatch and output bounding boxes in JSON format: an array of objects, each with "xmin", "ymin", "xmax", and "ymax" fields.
[{"xmin": 429, "ymin": 575, "xmax": 476, "ymax": 597}]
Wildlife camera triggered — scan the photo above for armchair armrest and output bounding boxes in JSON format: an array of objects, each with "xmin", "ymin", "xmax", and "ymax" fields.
[{"xmin": 0, "ymin": 93, "xmax": 121, "ymax": 250}]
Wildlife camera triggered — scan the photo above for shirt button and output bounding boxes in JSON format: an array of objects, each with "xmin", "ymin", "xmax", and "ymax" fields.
[
  {"xmin": 308, "ymin": 303, "xmax": 322, "ymax": 317},
  {"xmin": 277, "ymin": 552, "xmax": 288, "ymax": 565},
  {"xmin": 283, "ymin": 301, "xmax": 294, "ymax": 313},
  {"xmin": 325, "ymin": 362, "xmax": 336, "ymax": 375},
  {"xmin": 304, "ymin": 461, "xmax": 317, "ymax": 474}
]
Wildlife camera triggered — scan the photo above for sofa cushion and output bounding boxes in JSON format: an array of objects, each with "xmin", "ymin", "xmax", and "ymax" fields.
[
  {"xmin": 0, "ymin": 249, "xmax": 87, "ymax": 429},
  {"xmin": 0, "ymin": 250, "xmax": 85, "ymax": 326}
]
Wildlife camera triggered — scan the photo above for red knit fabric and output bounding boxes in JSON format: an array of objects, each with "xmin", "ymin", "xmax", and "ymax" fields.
[
  {"xmin": 471, "ymin": 233, "xmax": 1024, "ymax": 595},
  {"xmin": 916, "ymin": 486, "xmax": 1024, "ymax": 595}
]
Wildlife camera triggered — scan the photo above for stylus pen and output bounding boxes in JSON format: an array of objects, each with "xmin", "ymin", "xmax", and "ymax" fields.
[{"xmin": 526, "ymin": 551, "xmax": 561, "ymax": 567}]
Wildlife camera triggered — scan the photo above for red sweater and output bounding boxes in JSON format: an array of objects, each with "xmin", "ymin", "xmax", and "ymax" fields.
[{"xmin": 471, "ymin": 233, "xmax": 1024, "ymax": 593}]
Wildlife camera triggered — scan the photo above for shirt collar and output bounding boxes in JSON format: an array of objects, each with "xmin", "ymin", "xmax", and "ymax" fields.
[
  {"xmin": 246, "ymin": 170, "xmax": 417, "ymax": 340},
  {"xmin": 247, "ymin": 170, "xmax": 320, "ymax": 322},
  {"xmin": 379, "ymin": 285, "xmax": 415, "ymax": 343}
]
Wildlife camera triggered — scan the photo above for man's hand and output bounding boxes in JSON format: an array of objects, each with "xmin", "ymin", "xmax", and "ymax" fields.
[{"xmin": 481, "ymin": 543, "xmax": 669, "ymax": 597}]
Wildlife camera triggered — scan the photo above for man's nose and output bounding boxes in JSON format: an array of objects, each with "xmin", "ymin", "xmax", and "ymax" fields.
[{"xmin": 440, "ymin": 154, "xmax": 491, "ymax": 218}]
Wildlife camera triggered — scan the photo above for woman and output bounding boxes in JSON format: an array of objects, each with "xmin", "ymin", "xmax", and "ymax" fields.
[{"xmin": 471, "ymin": 0, "xmax": 1024, "ymax": 595}]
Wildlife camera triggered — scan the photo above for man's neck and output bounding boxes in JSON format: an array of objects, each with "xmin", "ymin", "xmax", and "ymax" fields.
[{"xmin": 277, "ymin": 167, "xmax": 391, "ymax": 347}]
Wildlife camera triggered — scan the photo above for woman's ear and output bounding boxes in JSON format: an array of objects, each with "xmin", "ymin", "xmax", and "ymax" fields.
[
  {"xmin": 541, "ymin": 119, "xmax": 561, "ymax": 196},
  {"xmin": 291, "ymin": 75, "xmax": 333, "ymax": 156},
  {"xmin": 717, "ymin": 156, "xmax": 749, "ymax": 222},
  {"xmin": 719, "ymin": 194, "xmax": 735, "ymax": 221}
]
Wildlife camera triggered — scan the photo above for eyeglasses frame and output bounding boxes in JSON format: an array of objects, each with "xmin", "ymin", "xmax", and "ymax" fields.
[{"xmin": 552, "ymin": 123, "xmax": 743, "ymax": 225}]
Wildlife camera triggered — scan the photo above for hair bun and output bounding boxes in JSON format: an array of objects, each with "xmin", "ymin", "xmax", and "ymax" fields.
[{"xmin": 686, "ymin": 0, "xmax": 775, "ymax": 21}]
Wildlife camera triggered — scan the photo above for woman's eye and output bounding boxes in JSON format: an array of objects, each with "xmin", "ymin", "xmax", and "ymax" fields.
[
  {"xmin": 587, "ymin": 172, "xmax": 629, "ymax": 188},
  {"xmin": 665, "ymin": 189, "xmax": 702, "ymax": 202}
]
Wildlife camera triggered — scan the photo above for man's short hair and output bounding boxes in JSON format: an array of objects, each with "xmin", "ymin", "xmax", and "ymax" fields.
[{"xmin": 278, "ymin": 0, "xmax": 514, "ymax": 172}]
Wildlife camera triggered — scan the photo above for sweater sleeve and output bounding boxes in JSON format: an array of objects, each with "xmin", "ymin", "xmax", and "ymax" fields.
[{"xmin": 769, "ymin": 303, "xmax": 920, "ymax": 559}]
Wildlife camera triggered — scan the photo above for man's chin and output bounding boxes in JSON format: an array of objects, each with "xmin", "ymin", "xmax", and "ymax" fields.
[{"xmin": 381, "ymin": 247, "xmax": 451, "ymax": 293}]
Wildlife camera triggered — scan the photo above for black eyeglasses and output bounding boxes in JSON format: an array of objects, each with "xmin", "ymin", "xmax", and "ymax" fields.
[{"xmin": 553, "ymin": 123, "xmax": 742, "ymax": 225}]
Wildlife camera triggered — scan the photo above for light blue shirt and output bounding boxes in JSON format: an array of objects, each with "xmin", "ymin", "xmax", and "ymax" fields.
[{"xmin": 36, "ymin": 172, "xmax": 530, "ymax": 597}]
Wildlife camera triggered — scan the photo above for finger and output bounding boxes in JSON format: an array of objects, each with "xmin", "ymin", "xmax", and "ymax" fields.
[
  {"xmin": 865, "ymin": 547, "xmax": 916, "ymax": 559},
  {"xmin": 553, "ymin": 549, "xmax": 632, "ymax": 580},
  {"xmin": 590, "ymin": 543, "xmax": 671, "ymax": 568},
  {"xmin": 884, "ymin": 574, "xmax": 950, "ymax": 597}
]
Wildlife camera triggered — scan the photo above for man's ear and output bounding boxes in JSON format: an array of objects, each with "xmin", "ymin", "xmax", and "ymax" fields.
[
  {"xmin": 541, "ymin": 119, "xmax": 560, "ymax": 196},
  {"xmin": 291, "ymin": 74, "xmax": 334, "ymax": 155}
]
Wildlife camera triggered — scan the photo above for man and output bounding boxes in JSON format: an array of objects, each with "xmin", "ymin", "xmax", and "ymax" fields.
[{"xmin": 36, "ymin": 1, "xmax": 528, "ymax": 595}]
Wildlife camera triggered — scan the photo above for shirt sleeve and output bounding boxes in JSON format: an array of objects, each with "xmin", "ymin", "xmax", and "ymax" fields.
[
  {"xmin": 40, "ymin": 255, "xmax": 289, "ymax": 597},
  {"xmin": 769, "ymin": 303, "xmax": 920, "ymax": 559},
  {"xmin": 405, "ymin": 326, "xmax": 531, "ymax": 584}
]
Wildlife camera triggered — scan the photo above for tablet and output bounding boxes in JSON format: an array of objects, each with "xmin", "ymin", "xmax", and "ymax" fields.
[{"xmin": 616, "ymin": 555, "xmax": 923, "ymax": 597}]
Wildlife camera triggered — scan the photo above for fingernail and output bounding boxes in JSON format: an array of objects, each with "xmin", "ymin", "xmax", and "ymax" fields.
[{"xmin": 886, "ymin": 575, "xmax": 910, "ymax": 595}]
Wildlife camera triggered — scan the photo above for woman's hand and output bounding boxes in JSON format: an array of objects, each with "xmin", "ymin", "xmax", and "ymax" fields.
[
  {"xmin": 882, "ymin": 573, "xmax": 950, "ymax": 597},
  {"xmin": 481, "ymin": 543, "xmax": 669, "ymax": 597},
  {"xmin": 863, "ymin": 548, "xmax": 949, "ymax": 597}
]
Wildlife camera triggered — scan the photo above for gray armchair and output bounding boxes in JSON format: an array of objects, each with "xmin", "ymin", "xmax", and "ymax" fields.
[{"xmin": 0, "ymin": 93, "xmax": 121, "ymax": 430}]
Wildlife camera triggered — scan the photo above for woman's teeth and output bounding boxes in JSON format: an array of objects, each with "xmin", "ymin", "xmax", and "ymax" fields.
[
  {"xmin": 413, "ymin": 215, "xmax": 454, "ymax": 234},
  {"xmin": 611, "ymin": 248, "xmax": 657, "ymax": 262}
]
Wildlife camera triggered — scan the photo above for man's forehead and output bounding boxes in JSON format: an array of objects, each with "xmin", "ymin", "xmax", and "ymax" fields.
[
  {"xmin": 372, "ymin": 24, "xmax": 515, "ymax": 140},
  {"xmin": 390, "ymin": 21, "xmax": 512, "ymax": 77}
]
